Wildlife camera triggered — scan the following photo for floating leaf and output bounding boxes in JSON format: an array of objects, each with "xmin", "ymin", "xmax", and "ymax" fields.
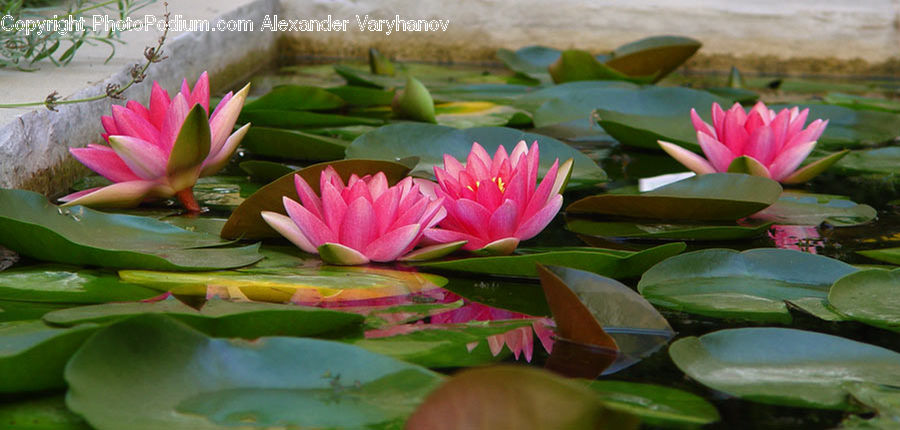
[
  {"xmin": 65, "ymin": 315, "xmax": 444, "ymax": 430},
  {"xmin": 566, "ymin": 173, "xmax": 782, "ymax": 221},
  {"xmin": 587, "ymin": 380, "xmax": 720, "ymax": 428},
  {"xmin": 0, "ymin": 300, "xmax": 72, "ymax": 323},
  {"xmin": 549, "ymin": 50, "xmax": 654, "ymax": 84},
  {"xmin": 43, "ymin": 296, "xmax": 362, "ymax": 339},
  {"xmin": 829, "ymin": 269, "xmax": 900, "ymax": 332},
  {"xmin": 238, "ymin": 110, "xmax": 382, "ymax": 129},
  {"xmin": 346, "ymin": 123, "xmax": 606, "ymax": 187},
  {"xmin": 221, "ymin": 159, "xmax": 412, "ymax": 239},
  {"xmin": 413, "ymin": 243, "xmax": 685, "ymax": 279},
  {"xmin": 858, "ymin": 248, "xmax": 900, "ymax": 265},
  {"xmin": 837, "ymin": 147, "xmax": 900, "ymax": 175},
  {"xmin": 242, "ymin": 85, "xmax": 345, "ymax": 112},
  {"xmin": 0, "ymin": 190, "xmax": 262, "ymax": 271},
  {"xmin": 0, "ymin": 265, "xmax": 158, "ymax": 303},
  {"xmin": 605, "ymin": 36, "xmax": 701, "ymax": 82},
  {"xmin": 823, "ymin": 93, "xmax": 900, "ymax": 113},
  {"xmin": 239, "ymin": 160, "xmax": 297, "ymax": 183},
  {"xmin": 119, "ymin": 265, "xmax": 446, "ymax": 305},
  {"xmin": 0, "ymin": 395, "xmax": 91, "ymax": 430},
  {"xmin": 240, "ymin": 127, "xmax": 348, "ymax": 162},
  {"xmin": 434, "ymin": 101, "xmax": 532, "ymax": 128},
  {"xmin": 368, "ymin": 48, "xmax": 395, "ymax": 76},
  {"xmin": 406, "ymin": 365, "xmax": 639, "ymax": 430},
  {"xmin": 539, "ymin": 265, "xmax": 674, "ymax": 374},
  {"xmin": 566, "ymin": 218, "xmax": 774, "ymax": 241},
  {"xmin": 751, "ymin": 192, "xmax": 877, "ymax": 227},
  {"xmin": 431, "ymin": 84, "xmax": 535, "ymax": 104},
  {"xmin": 0, "ymin": 320, "xmax": 98, "ymax": 393},
  {"xmin": 325, "ymin": 85, "xmax": 395, "ymax": 107},
  {"xmin": 496, "ymin": 46, "xmax": 562, "ymax": 81},
  {"xmin": 514, "ymin": 80, "xmax": 638, "ymax": 112},
  {"xmin": 638, "ymin": 248, "xmax": 856, "ymax": 322},
  {"xmin": 669, "ymin": 327, "xmax": 900, "ymax": 410}
]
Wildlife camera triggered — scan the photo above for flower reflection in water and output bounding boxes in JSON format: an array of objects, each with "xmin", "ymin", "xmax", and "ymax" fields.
[{"xmin": 769, "ymin": 225, "xmax": 822, "ymax": 254}]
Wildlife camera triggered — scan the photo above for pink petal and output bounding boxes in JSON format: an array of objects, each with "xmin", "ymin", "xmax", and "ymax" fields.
[
  {"xmin": 465, "ymin": 144, "xmax": 491, "ymax": 179},
  {"xmin": 107, "ymin": 136, "xmax": 168, "ymax": 180},
  {"xmin": 365, "ymin": 223, "xmax": 421, "ymax": 262},
  {"xmin": 342, "ymin": 178, "xmax": 372, "ymax": 203},
  {"xmin": 690, "ymin": 108, "xmax": 716, "ymax": 138},
  {"xmin": 768, "ymin": 108, "xmax": 793, "ymax": 153},
  {"xmin": 340, "ymin": 197, "xmax": 377, "ymax": 252},
  {"xmin": 441, "ymin": 153, "xmax": 465, "ymax": 178},
  {"xmin": 209, "ymin": 84, "xmax": 248, "ymax": 156},
  {"xmin": 509, "ymin": 140, "xmax": 529, "ymax": 168},
  {"xmin": 190, "ymin": 71, "xmax": 210, "ymax": 113},
  {"xmin": 768, "ymin": 141, "xmax": 816, "ymax": 181},
  {"xmin": 696, "ymin": 132, "xmax": 734, "ymax": 172},
  {"xmin": 454, "ymin": 199, "xmax": 492, "ymax": 238},
  {"xmin": 283, "ymin": 196, "xmax": 335, "ymax": 246},
  {"xmin": 320, "ymin": 165, "xmax": 345, "ymax": 190},
  {"xmin": 723, "ymin": 103, "xmax": 749, "ymax": 155},
  {"xmin": 787, "ymin": 108, "xmax": 810, "ymax": 137},
  {"xmin": 260, "ymin": 211, "xmax": 317, "ymax": 253},
  {"xmin": 488, "ymin": 199, "xmax": 519, "ymax": 240},
  {"xmin": 490, "ymin": 144, "xmax": 510, "ymax": 178},
  {"xmin": 160, "ymin": 94, "xmax": 191, "ymax": 152},
  {"xmin": 522, "ymin": 160, "xmax": 559, "ymax": 221},
  {"xmin": 658, "ymin": 141, "xmax": 716, "ymax": 175},
  {"xmin": 111, "ymin": 105, "xmax": 163, "ymax": 149},
  {"xmin": 100, "ymin": 115, "xmax": 118, "ymax": 140},
  {"xmin": 784, "ymin": 119, "xmax": 828, "ymax": 151},
  {"xmin": 373, "ymin": 187, "xmax": 401, "ymax": 236},
  {"xmin": 126, "ymin": 100, "xmax": 150, "ymax": 122},
  {"xmin": 743, "ymin": 125, "xmax": 775, "ymax": 166},
  {"xmin": 293, "ymin": 173, "xmax": 324, "ymax": 219},
  {"xmin": 502, "ymin": 166, "xmax": 529, "ymax": 215},
  {"xmin": 469, "ymin": 142, "xmax": 493, "ymax": 167},
  {"xmin": 425, "ymin": 228, "xmax": 486, "ymax": 251},
  {"xmin": 149, "ymin": 82, "xmax": 171, "ymax": 129},
  {"xmin": 58, "ymin": 180, "xmax": 163, "ymax": 208},
  {"xmin": 69, "ymin": 145, "xmax": 141, "ymax": 182},
  {"xmin": 321, "ymin": 180, "xmax": 348, "ymax": 237},
  {"xmin": 711, "ymin": 103, "xmax": 726, "ymax": 137},
  {"xmin": 514, "ymin": 194, "xmax": 562, "ymax": 241},
  {"xmin": 368, "ymin": 172, "xmax": 389, "ymax": 201},
  {"xmin": 474, "ymin": 176, "xmax": 503, "ymax": 212},
  {"xmin": 200, "ymin": 123, "xmax": 249, "ymax": 177}
]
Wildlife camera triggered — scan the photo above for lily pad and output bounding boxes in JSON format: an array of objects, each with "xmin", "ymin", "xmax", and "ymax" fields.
[
  {"xmin": 539, "ymin": 265, "xmax": 674, "ymax": 374},
  {"xmin": 669, "ymin": 327, "xmax": 900, "ymax": 410},
  {"xmin": 548, "ymin": 49, "xmax": 653, "ymax": 84},
  {"xmin": 0, "ymin": 265, "xmax": 158, "ymax": 303},
  {"xmin": 566, "ymin": 173, "xmax": 783, "ymax": 221},
  {"xmin": 496, "ymin": 46, "xmax": 562, "ymax": 81},
  {"xmin": 325, "ymin": 85, "xmax": 395, "ymax": 107},
  {"xmin": 413, "ymin": 243, "xmax": 685, "ymax": 279},
  {"xmin": 566, "ymin": 217, "xmax": 774, "ymax": 241},
  {"xmin": 638, "ymin": 248, "xmax": 856, "ymax": 322},
  {"xmin": 0, "ymin": 190, "xmax": 263, "ymax": 271},
  {"xmin": 605, "ymin": 36, "xmax": 701, "ymax": 82},
  {"xmin": 823, "ymin": 92, "xmax": 900, "ymax": 113},
  {"xmin": 238, "ymin": 110, "xmax": 382, "ymax": 129},
  {"xmin": 858, "ymin": 248, "xmax": 900, "ymax": 265},
  {"xmin": 751, "ymin": 192, "xmax": 877, "ymax": 227},
  {"xmin": 828, "ymin": 269, "xmax": 900, "ymax": 332},
  {"xmin": 118, "ymin": 265, "xmax": 446, "ymax": 305},
  {"xmin": 43, "ymin": 296, "xmax": 363, "ymax": 339},
  {"xmin": 240, "ymin": 127, "xmax": 348, "ymax": 162},
  {"xmin": 586, "ymin": 380, "xmax": 720, "ymax": 428},
  {"xmin": 836, "ymin": 147, "xmax": 900, "ymax": 175},
  {"xmin": 0, "ymin": 320, "xmax": 98, "ymax": 393},
  {"xmin": 346, "ymin": 123, "xmax": 606, "ymax": 187},
  {"xmin": 0, "ymin": 395, "xmax": 91, "ymax": 430},
  {"xmin": 242, "ymin": 85, "xmax": 345, "ymax": 112},
  {"xmin": 434, "ymin": 101, "xmax": 532, "ymax": 128},
  {"xmin": 239, "ymin": 160, "xmax": 297, "ymax": 183},
  {"xmin": 65, "ymin": 314, "xmax": 444, "ymax": 430},
  {"xmin": 220, "ymin": 159, "xmax": 412, "ymax": 240},
  {"xmin": 406, "ymin": 365, "xmax": 639, "ymax": 430}
]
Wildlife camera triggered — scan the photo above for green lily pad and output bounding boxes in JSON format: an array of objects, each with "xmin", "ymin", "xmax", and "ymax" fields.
[
  {"xmin": 431, "ymin": 84, "xmax": 535, "ymax": 104},
  {"xmin": 0, "ymin": 190, "xmax": 263, "ymax": 271},
  {"xmin": 548, "ymin": 49, "xmax": 654, "ymax": 84},
  {"xmin": 638, "ymin": 248, "xmax": 856, "ymax": 322},
  {"xmin": 566, "ymin": 218, "xmax": 774, "ymax": 241},
  {"xmin": 407, "ymin": 365, "xmax": 639, "ymax": 430},
  {"xmin": 346, "ymin": 123, "xmax": 606, "ymax": 187},
  {"xmin": 836, "ymin": 147, "xmax": 900, "ymax": 175},
  {"xmin": 823, "ymin": 93, "xmax": 900, "ymax": 113},
  {"xmin": 828, "ymin": 269, "xmax": 900, "ymax": 332},
  {"xmin": 434, "ymin": 101, "xmax": 532, "ymax": 128},
  {"xmin": 0, "ymin": 320, "xmax": 98, "ymax": 393},
  {"xmin": 442, "ymin": 275, "xmax": 550, "ymax": 317},
  {"xmin": 0, "ymin": 300, "xmax": 73, "ymax": 323},
  {"xmin": 239, "ymin": 160, "xmax": 298, "ymax": 183},
  {"xmin": 413, "ymin": 243, "xmax": 685, "ymax": 279},
  {"xmin": 566, "ymin": 173, "xmax": 783, "ymax": 221},
  {"xmin": 496, "ymin": 46, "xmax": 562, "ymax": 82},
  {"xmin": 669, "ymin": 327, "xmax": 900, "ymax": 410},
  {"xmin": 221, "ymin": 159, "xmax": 412, "ymax": 240},
  {"xmin": 513, "ymin": 80, "xmax": 639, "ymax": 112},
  {"xmin": 242, "ymin": 85, "xmax": 346, "ymax": 111},
  {"xmin": 353, "ymin": 320, "xmax": 534, "ymax": 368},
  {"xmin": 118, "ymin": 265, "xmax": 447, "ymax": 304},
  {"xmin": 326, "ymin": 85, "xmax": 395, "ymax": 107},
  {"xmin": 858, "ymin": 248, "xmax": 900, "ymax": 265},
  {"xmin": 586, "ymin": 380, "xmax": 720, "ymax": 428},
  {"xmin": 540, "ymin": 265, "xmax": 674, "ymax": 374},
  {"xmin": 238, "ymin": 109, "xmax": 382, "ymax": 129},
  {"xmin": 0, "ymin": 395, "xmax": 91, "ymax": 430},
  {"xmin": 240, "ymin": 127, "xmax": 348, "ymax": 162},
  {"xmin": 751, "ymin": 192, "xmax": 877, "ymax": 227},
  {"xmin": 43, "ymin": 296, "xmax": 362, "ymax": 339},
  {"xmin": 605, "ymin": 36, "xmax": 701, "ymax": 82},
  {"xmin": 65, "ymin": 314, "xmax": 444, "ymax": 430},
  {"xmin": 0, "ymin": 265, "xmax": 158, "ymax": 303}
]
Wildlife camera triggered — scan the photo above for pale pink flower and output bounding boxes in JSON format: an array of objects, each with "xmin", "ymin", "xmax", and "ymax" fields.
[
  {"xmin": 658, "ymin": 102, "xmax": 843, "ymax": 184},
  {"xmin": 426, "ymin": 141, "xmax": 573, "ymax": 255},
  {"xmin": 60, "ymin": 72, "xmax": 250, "ymax": 211}
]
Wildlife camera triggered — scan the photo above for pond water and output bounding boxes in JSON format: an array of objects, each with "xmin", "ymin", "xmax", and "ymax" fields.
[{"xmin": 2, "ymin": 48, "xmax": 900, "ymax": 429}]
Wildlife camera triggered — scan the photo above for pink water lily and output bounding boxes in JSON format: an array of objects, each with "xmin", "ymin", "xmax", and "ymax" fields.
[
  {"xmin": 261, "ymin": 166, "xmax": 463, "ymax": 265},
  {"xmin": 425, "ymin": 141, "xmax": 573, "ymax": 255},
  {"xmin": 658, "ymin": 102, "xmax": 846, "ymax": 184},
  {"xmin": 59, "ymin": 72, "xmax": 250, "ymax": 211}
]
